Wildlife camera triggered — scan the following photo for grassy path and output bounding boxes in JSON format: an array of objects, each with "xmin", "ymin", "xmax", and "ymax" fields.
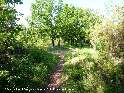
[{"xmin": 46, "ymin": 50, "xmax": 65, "ymax": 93}]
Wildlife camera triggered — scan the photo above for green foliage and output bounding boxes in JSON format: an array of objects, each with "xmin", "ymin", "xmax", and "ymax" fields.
[
  {"xmin": 29, "ymin": 0, "xmax": 100, "ymax": 47},
  {"xmin": 58, "ymin": 5, "xmax": 100, "ymax": 46},
  {"xmin": 0, "ymin": 0, "xmax": 22, "ymax": 5},
  {"xmin": 29, "ymin": 0, "xmax": 64, "ymax": 46},
  {"xmin": 0, "ymin": 1, "xmax": 60, "ymax": 93},
  {"xmin": 91, "ymin": 18, "xmax": 124, "ymax": 58},
  {"xmin": 1, "ymin": 0, "xmax": 124, "ymax": 93},
  {"xmin": 61, "ymin": 48, "xmax": 104, "ymax": 93},
  {"xmin": 89, "ymin": 6, "xmax": 124, "ymax": 92},
  {"xmin": 0, "ymin": 48, "xmax": 59, "ymax": 92},
  {"xmin": 61, "ymin": 47, "xmax": 124, "ymax": 93},
  {"xmin": 16, "ymin": 27, "xmax": 51, "ymax": 49},
  {"xmin": 0, "ymin": 0, "xmax": 23, "ymax": 57},
  {"xmin": 5, "ymin": 0, "xmax": 23, "ymax": 4}
]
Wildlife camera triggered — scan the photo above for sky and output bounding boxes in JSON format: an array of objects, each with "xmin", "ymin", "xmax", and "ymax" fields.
[{"xmin": 16, "ymin": 0, "xmax": 124, "ymax": 26}]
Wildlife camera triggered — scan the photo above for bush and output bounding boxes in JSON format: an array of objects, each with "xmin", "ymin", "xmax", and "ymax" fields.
[
  {"xmin": 0, "ymin": 47, "xmax": 59, "ymax": 93},
  {"xmin": 90, "ymin": 19, "xmax": 124, "ymax": 93},
  {"xmin": 61, "ymin": 48, "xmax": 105, "ymax": 93}
]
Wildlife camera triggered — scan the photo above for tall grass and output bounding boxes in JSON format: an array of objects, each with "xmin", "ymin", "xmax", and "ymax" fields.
[{"xmin": 61, "ymin": 47, "xmax": 123, "ymax": 93}]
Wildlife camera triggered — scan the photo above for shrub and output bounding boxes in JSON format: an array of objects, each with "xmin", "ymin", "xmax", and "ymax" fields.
[{"xmin": 0, "ymin": 48, "xmax": 59, "ymax": 93}]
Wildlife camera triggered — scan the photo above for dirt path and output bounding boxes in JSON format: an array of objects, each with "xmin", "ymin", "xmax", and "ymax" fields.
[{"xmin": 46, "ymin": 51, "xmax": 65, "ymax": 93}]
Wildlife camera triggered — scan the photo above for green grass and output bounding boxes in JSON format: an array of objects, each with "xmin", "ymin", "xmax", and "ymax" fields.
[
  {"xmin": 0, "ymin": 48, "xmax": 60, "ymax": 93},
  {"xmin": 61, "ymin": 47, "xmax": 101, "ymax": 93},
  {"xmin": 61, "ymin": 47, "xmax": 124, "ymax": 93}
]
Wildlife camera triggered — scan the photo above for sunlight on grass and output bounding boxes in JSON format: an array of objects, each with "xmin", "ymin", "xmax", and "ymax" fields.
[
  {"xmin": 61, "ymin": 47, "xmax": 103, "ymax": 93},
  {"xmin": 0, "ymin": 70, "xmax": 9, "ymax": 77}
]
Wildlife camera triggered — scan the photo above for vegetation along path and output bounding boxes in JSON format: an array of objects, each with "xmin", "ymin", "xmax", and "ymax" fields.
[{"xmin": 46, "ymin": 50, "xmax": 65, "ymax": 93}]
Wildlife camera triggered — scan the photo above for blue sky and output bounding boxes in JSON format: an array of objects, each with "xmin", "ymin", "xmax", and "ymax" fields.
[{"xmin": 16, "ymin": 0, "xmax": 123, "ymax": 26}]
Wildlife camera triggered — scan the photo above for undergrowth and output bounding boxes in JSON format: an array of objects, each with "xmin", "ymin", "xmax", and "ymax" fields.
[{"xmin": 61, "ymin": 47, "xmax": 124, "ymax": 93}]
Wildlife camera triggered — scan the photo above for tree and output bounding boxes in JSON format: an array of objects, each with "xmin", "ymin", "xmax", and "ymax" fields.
[
  {"xmin": 30, "ymin": 0, "xmax": 63, "ymax": 47},
  {"xmin": 30, "ymin": 0, "xmax": 100, "ymax": 47},
  {"xmin": 57, "ymin": 4, "xmax": 100, "ymax": 46},
  {"xmin": 0, "ymin": 0, "xmax": 23, "ymax": 64},
  {"xmin": 0, "ymin": 0, "xmax": 24, "ymax": 92}
]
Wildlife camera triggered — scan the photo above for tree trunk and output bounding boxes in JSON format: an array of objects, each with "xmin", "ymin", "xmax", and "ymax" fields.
[
  {"xmin": 52, "ymin": 39, "xmax": 55, "ymax": 47},
  {"xmin": 58, "ymin": 39, "xmax": 60, "ymax": 47}
]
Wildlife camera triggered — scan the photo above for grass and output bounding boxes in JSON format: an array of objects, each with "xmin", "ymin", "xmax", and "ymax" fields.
[
  {"xmin": 1, "ymin": 44, "xmax": 123, "ymax": 93},
  {"xmin": 60, "ymin": 47, "xmax": 100, "ymax": 93},
  {"xmin": 0, "ymin": 47, "xmax": 60, "ymax": 93},
  {"xmin": 60, "ymin": 47, "xmax": 124, "ymax": 93}
]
